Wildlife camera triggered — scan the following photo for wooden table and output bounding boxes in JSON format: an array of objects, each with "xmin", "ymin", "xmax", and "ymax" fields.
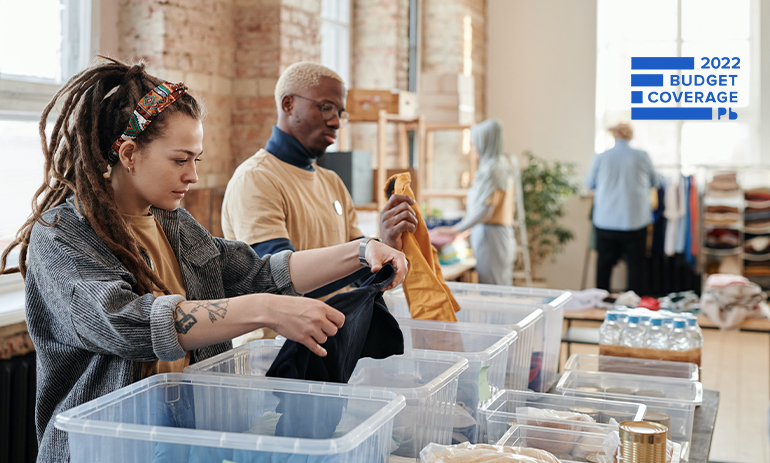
[
  {"xmin": 564, "ymin": 307, "xmax": 770, "ymax": 332},
  {"xmin": 440, "ymin": 257, "xmax": 477, "ymax": 282},
  {"xmin": 689, "ymin": 389, "xmax": 719, "ymax": 463}
]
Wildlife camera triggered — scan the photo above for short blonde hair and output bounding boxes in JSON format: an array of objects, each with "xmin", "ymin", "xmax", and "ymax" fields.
[
  {"xmin": 608, "ymin": 122, "xmax": 633, "ymax": 140},
  {"xmin": 274, "ymin": 62, "xmax": 345, "ymax": 109}
]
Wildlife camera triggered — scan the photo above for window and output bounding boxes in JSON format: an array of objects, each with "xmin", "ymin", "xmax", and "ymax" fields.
[
  {"xmin": 320, "ymin": 0, "xmax": 350, "ymax": 85},
  {"xmin": 595, "ymin": 0, "xmax": 759, "ymax": 169},
  {"xmin": 0, "ymin": 0, "xmax": 93, "ymax": 265},
  {"xmin": 320, "ymin": 0, "xmax": 350, "ymax": 152}
]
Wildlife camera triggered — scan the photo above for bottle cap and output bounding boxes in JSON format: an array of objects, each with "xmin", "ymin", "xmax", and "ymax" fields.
[
  {"xmin": 674, "ymin": 320, "xmax": 686, "ymax": 328},
  {"xmin": 628, "ymin": 316, "xmax": 640, "ymax": 324},
  {"xmin": 687, "ymin": 318, "xmax": 697, "ymax": 326},
  {"xmin": 663, "ymin": 318, "xmax": 673, "ymax": 323},
  {"xmin": 651, "ymin": 318, "xmax": 662, "ymax": 326},
  {"xmin": 640, "ymin": 315, "xmax": 651, "ymax": 321},
  {"xmin": 607, "ymin": 313, "xmax": 617, "ymax": 321},
  {"xmin": 619, "ymin": 421, "xmax": 668, "ymax": 445}
]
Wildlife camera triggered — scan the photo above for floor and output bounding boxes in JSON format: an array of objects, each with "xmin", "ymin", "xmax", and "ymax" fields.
[{"xmin": 560, "ymin": 323, "xmax": 770, "ymax": 463}]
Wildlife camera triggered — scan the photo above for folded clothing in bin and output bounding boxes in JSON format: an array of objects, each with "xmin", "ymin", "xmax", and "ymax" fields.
[
  {"xmin": 267, "ymin": 264, "xmax": 404, "ymax": 438},
  {"xmin": 420, "ymin": 442, "xmax": 561, "ymax": 463}
]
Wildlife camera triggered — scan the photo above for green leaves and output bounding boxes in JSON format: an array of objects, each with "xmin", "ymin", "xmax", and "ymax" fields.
[{"xmin": 521, "ymin": 151, "xmax": 581, "ymax": 267}]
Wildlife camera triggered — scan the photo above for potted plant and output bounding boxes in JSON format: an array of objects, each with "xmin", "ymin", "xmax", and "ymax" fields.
[{"xmin": 519, "ymin": 151, "xmax": 581, "ymax": 276}]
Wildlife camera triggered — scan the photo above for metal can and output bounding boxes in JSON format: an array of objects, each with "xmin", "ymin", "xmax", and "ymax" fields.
[
  {"xmin": 643, "ymin": 411, "xmax": 672, "ymax": 439},
  {"xmin": 619, "ymin": 421, "xmax": 668, "ymax": 463}
]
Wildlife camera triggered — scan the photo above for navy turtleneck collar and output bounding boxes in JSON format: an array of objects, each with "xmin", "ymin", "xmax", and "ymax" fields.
[{"xmin": 265, "ymin": 126, "xmax": 316, "ymax": 171}]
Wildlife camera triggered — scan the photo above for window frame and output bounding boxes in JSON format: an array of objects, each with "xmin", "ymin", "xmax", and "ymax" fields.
[
  {"xmin": 0, "ymin": 0, "xmax": 96, "ymax": 291},
  {"xmin": 594, "ymin": 0, "xmax": 760, "ymax": 169}
]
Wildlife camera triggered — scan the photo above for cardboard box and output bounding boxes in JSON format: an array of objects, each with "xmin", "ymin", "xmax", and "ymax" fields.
[
  {"xmin": 420, "ymin": 73, "xmax": 475, "ymax": 107},
  {"xmin": 347, "ymin": 89, "xmax": 418, "ymax": 122},
  {"xmin": 419, "ymin": 73, "xmax": 475, "ymax": 124}
]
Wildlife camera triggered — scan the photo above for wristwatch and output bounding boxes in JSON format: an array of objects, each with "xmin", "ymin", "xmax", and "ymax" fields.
[{"xmin": 359, "ymin": 237, "xmax": 382, "ymax": 266}]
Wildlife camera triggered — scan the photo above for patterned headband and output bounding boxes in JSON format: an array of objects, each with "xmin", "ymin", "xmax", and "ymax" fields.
[{"xmin": 108, "ymin": 81, "xmax": 188, "ymax": 163}]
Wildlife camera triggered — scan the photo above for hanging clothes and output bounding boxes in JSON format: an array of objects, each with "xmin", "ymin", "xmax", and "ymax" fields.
[
  {"xmin": 688, "ymin": 177, "xmax": 699, "ymax": 265},
  {"xmin": 385, "ymin": 172, "xmax": 461, "ymax": 321},
  {"xmin": 651, "ymin": 180, "xmax": 667, "ymax": 256},
  {"xmin": 675, "ymin": 176, "xmax": 689, "ymax": 255},
  {"xmin": 664, "ymin": 175, "xmax": 681, "ymax": 256}
]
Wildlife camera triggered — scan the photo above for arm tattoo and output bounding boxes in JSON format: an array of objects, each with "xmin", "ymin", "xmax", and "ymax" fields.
[
  {"xmin": 188, "ymin": 299, "xmax": 230, "ymax": 323},
  {"xmin": 174, "ymin": 306, "xmax": 197, "ymax": 334}
]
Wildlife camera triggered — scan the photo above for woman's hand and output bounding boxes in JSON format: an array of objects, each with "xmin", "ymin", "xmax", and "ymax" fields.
[
  {"xmin": 364, "ymin": 240, "xmax": 408, "ymax": 290},
  {"xmin": 429, "ymin": 226, "xmax": 459, "ymax": 248},
  {"xmin": 265, "ymin": 294, "xmax": 345, "ymax": 357}
]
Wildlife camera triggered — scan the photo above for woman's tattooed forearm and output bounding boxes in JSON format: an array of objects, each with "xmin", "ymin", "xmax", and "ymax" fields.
[
  {"xmin": 174, "ymin": 299, "xmax": 230, "ymax": 334},
  {"xmin": 174, "ymin": 306, "xmax": 197, "ymax": 334}
]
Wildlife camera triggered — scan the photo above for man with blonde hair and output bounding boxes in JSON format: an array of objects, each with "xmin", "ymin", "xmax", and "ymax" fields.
[
  {"xmin": 586, "ymin": 122, "xmax": 658, "ymax": 294},
  {"xmin": 222, "ymin": 62, "xmax": 417, "ymax": 301}
]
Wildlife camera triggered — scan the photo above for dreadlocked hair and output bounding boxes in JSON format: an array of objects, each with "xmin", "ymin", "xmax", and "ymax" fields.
[{"xmin": 0, "ymin": 56, "xmax": 203, "ymax": 296}]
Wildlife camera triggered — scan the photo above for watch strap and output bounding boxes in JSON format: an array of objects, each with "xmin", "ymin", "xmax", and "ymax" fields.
[{"xmin": 359, "ymin": 237, "xmax": 381, "ymax": 266}]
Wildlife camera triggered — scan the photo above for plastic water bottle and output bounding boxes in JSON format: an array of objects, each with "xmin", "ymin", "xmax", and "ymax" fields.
[
  {"xmin": 615, "ymin": 312, "xmax": 629, "ymax": 329},
  {"xmin": 639, "ymin": 315, "xmax": 652, "ymax": 335},
  {"xmin": 599, "ymin": 313, "xmax": 622, "ymax": 345},
  {"xmin": 685, "ymin": 318, "xmax": 703, "ymax": 348},
  {"xmin": 620, "ymin": 316, "xmax": 645, "ymax": 348},
  {"xmin": 645, "ymin": 318, "xmax": 669, "ymax": 350},
  {"xmin": 662, "ymin": 318, "xmax": 674, "ymax": 335},
  {"xmin": 669, "ymin": 320, "xmax": 692, "ymax": 351}
]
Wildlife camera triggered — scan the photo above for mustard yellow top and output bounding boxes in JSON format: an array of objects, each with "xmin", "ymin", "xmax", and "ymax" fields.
[{"xmin": 124, "ymin": 213, "xmax": 191, "ymax": 378}]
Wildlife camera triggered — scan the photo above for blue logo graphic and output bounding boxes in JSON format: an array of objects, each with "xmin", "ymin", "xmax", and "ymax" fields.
[{"xmin": 630, "ymin": 57, "xmax": 739, "ymax": 121}]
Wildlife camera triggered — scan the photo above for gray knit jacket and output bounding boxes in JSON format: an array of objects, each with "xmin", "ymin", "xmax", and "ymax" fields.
[{"xmin": 25, "ymin": 195, "xmax": 298, "ymax": 462}]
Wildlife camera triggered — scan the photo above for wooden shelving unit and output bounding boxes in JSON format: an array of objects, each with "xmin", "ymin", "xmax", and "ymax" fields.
[{"xmin": 338, "ymin": 109, "xmax": 426, "ymax": 211}]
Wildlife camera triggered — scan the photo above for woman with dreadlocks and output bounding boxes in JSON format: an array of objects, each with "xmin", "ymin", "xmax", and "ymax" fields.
[{"xmin": 0, "ymin": 58, "xmax": 407, "ymax": 461}]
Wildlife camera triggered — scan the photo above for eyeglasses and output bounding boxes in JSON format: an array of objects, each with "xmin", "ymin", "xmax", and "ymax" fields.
[{"xmin": 290, "ymin": 94, "xmax": 350, "ymax": 128}]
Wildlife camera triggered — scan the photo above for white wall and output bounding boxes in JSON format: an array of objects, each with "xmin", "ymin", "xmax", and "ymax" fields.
[{"xmin": 487, "ymin": 0, "xmax": 598, "ymax": 290}]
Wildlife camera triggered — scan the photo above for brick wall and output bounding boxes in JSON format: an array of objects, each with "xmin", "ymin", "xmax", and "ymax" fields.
[
  {"xmin": 350, "ymin": 0, "xmax": 410, "ymax": 174},
  {"xmin": 115, "ymin": 0, "xmax": 321, "ymax": 234},
  {"xmin": 421, "ymin": 0, "xmax": 487, "ymax": 212},
  {"xmin": 110, "ymin": 0, "xmax": 486, "ymax": 228}
]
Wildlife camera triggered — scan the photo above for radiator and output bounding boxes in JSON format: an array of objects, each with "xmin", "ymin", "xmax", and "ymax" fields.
[{"xmin": 0, "ymin": 352, "xmax": 37, "ymax": 463}]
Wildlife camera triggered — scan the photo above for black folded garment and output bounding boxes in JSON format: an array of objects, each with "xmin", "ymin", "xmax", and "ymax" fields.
[{"xmin": 267, "ymin": 263, "xmax": 405, "ymax": 439}]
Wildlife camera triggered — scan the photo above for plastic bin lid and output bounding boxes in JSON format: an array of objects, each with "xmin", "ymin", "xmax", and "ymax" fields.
[
  {"xmin": 445, "ymin": 281, "xmax": 573, "ymax": 310},
  {"xmin": 396, "ymin": 317, "xmax": 517, "ymax": 362},
  {"xmin": 55, "ymin": 373, "xmax": 406, "ymax": 455},
  {"xmin": 563, "ymin": 354, "xmax": 700, "ymax": 381},
  {"xmin": 483, "ymin": 388, "xmax": 648, "ymax": 419},
  {"xmin": 186, "ymin": 338, "xmax": 471, "ymax": 401},
  {"xmin": 385, "ymin": 284, "xmax": 572, "ymax": 313},
  {"xmin": 556, "ymin": 370, "xmax": 704, "ymax": 406}
]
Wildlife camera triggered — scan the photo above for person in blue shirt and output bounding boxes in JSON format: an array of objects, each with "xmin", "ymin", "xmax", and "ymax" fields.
[{"xmin": 585, "ymin": 123, "xmax": 658, "ymax": 294}]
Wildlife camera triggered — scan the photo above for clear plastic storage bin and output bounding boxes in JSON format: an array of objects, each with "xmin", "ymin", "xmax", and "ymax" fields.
[
  {"xmin": 478, "ymin": 389, "xmax": 647, "ymax": 445},
  {"xmin": 55, "ymin": 373, "xmax": 405, "ymax": 463},
  {"xmin": 496, "ymin": 423, "xmax": 609, "ymax": 463},
  {"xmin": 385, "ymin": 283, "xmax": 570, "ymax": 392},
  {"xmin": 185, "ymin": 339, "xmax": 469, "ymax": 460},
  {"xmin": 564, "ymin": 354, "xmax": 700, "ymax": 381},
  {"xmin": 396, "ymin": 317, "xmax": 517, "ymax": 442},
  {"xmin": 556, "ymin": 370, "xmax": 703, "ymax": 460}
]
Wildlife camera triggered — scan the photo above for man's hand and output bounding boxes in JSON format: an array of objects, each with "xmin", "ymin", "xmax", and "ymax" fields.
[{"xmin": 379, "ymin": 194, "xmax": 418, "ymax": 250}]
